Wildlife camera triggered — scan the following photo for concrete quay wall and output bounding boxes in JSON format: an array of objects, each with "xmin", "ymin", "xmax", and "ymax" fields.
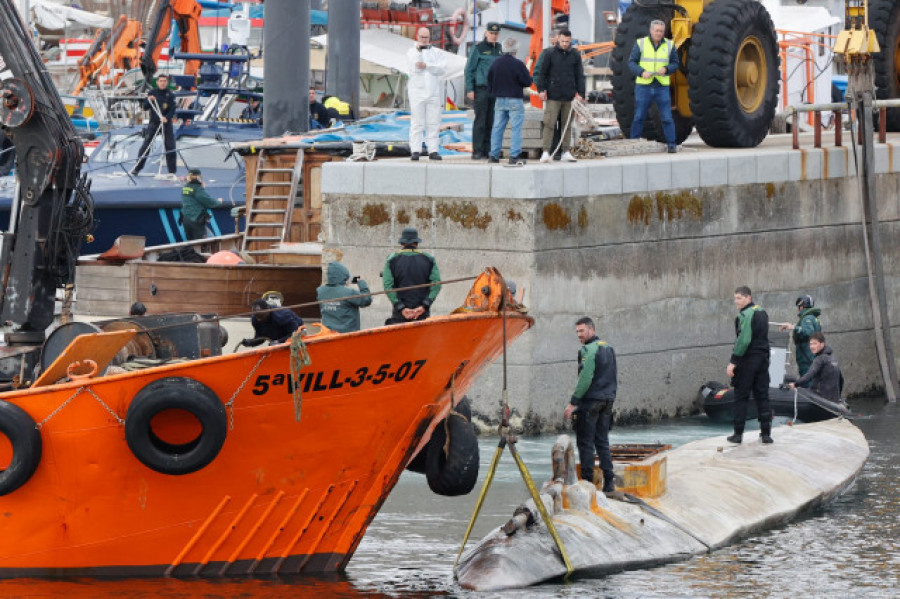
[{"xmin": 320, "ymin": 137, "xmax": 900, "ymax": 431}]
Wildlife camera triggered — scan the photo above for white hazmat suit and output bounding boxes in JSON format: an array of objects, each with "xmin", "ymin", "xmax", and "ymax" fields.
[{"xmin": 406, "ymin": 43, "xmax": 447, "ymax": 156}]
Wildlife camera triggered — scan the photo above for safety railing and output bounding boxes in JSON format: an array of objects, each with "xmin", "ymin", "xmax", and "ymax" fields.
[{"xmin": 778, "ymin": 99, "xmax": 900, "ymax": 150}]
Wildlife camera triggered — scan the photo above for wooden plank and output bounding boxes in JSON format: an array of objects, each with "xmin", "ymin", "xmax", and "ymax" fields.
[
  {"xmin": 76, "ymin": 299, "xmax": 133, "ymax": 317},
  {"xmin": 33, "ymin": 330, "xmax": 137, "ymax": 387}
]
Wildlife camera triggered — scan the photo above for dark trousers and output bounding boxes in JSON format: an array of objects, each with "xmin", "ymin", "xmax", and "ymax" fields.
[
  {"xmin": 133, "ymin": 120, "xmax": 176, "ymax": 174},
  {"xmin": 183, "ymin": 218, "xmax": 207, "ymax": 240},
  {"xmin": 573, "ymin": 401, "xmax": 614, "ymax": 483},
  {"xmin": 732, "ymin": 353, "xmax": 773, "ymax": 431},
  {"xmin": 472, "ymin": 87, "xmax": 495, "ymax": 156}
]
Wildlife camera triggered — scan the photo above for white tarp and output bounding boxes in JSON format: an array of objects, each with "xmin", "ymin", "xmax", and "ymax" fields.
[
  {"xmin": 312, "ymin": 28, "xmax": 467, "ymax": 81},
  {"xmin": 32, "ymin": 0, "xmax": 113, "ymax": 31}
]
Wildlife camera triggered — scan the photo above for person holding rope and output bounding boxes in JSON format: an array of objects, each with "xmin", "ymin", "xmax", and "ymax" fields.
[
  {"xmin": 131, "ymin": 73, "xmax": 178, "ymax": 176},
  {"xmin": 382, "ymin": 227, "xmax": 441, "ymax": 324},
  {"xmin": 779, "ymin": 294, "xmax": 822, "ymax": 379},
  {"xmin": 627, "ymin": 20, "xmax": 679, "ymax": 154},
  {"xmin": 564, "ymin": 316, "xmax": 617, "ymax": 494},
  {"xmin": 788, "ymin": 332, "xmax": 843, "ymax": 403},
  {"xmin": 249, "ymin": 297, "xmax": 303, "ymax": 344},
  {"xmin": 534, "ymin": 29, "xmax": 584, "ymax": 163},
  {"xmin": 180, "ymin": 168, "xmax": 223, "ymax": 240},
  {"xmin": 316, "ymin": 261, "xmax": 372, "ymax": 333}
]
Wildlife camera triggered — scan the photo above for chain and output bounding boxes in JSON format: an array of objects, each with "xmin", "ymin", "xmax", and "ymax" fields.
[
  {"xmin": 224, "ymin": 353, "xmax": 269, "ymax": 430},
  {"xmin": 36, "ymin": 385, "xmax": 127, "ymax": 429},
  {"xmin": 36, "ymin": 387, "xmax": 86, "ymax": 429},
  {"xmin": 87, "ymin": 387, "xmax": 125, "ymax": 425}
]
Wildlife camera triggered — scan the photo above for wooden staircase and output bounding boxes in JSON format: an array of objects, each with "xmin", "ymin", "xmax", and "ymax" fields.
[{"xmin": 241, "ymin": 149, "xmax": 303, "ymax": 258}]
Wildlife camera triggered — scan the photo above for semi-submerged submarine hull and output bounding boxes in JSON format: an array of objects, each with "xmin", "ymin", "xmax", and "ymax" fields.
[{"xmin": 456, "ymin": 419, "xmax": 869, "ymax": 591}]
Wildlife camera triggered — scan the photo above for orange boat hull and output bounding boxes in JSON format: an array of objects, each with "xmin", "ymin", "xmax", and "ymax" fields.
[{"xmin": 0, "ymin": 296, "xmax": 531, "ymax": 577}]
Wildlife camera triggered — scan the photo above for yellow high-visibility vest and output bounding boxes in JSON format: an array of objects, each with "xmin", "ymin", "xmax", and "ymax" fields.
[{"xmin": 636, "ymin": 37, "xmax": 673, "ymax": 86}]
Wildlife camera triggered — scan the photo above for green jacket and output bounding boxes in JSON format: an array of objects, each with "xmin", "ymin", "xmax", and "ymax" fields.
[
  {"xmin": 731, "ymin": 303, "xmax": 769, "ymax": 363},
  {"xmin": 316, "ymin": 261, "xmax": 372, "ymax": 333},
  {"xmin": 465, "ymin": 40, "xmax": 502, "ymax": 92},
  {"xmin": 382, "ymin": 249, "xmax": 440, "ymax": 309},
  {"xmin": 181, "ymin": 181, "xmax": 218, "ymax": 223},
  {"xmin": 571, "ymin": 336, "xmax": 617, "ymax": 404},
  {"xmin": 792, "ymin": 307, "xmax": 822, "ymax": 375}
]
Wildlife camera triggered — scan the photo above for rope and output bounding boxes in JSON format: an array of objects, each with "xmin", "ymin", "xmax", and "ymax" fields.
[
  {"xmin": 289, "ymin": 329, "xmax": 312, "ymax": 423},
  {"xmin": 133, "ymin": 275, "xmax": 480, "ymax": 339}
]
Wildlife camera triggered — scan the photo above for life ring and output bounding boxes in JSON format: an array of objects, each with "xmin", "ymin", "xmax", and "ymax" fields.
[
  {"xmin": 125, "ymin": 377, "xmax": 227, "ymax": 475},
  {"xmin": 522, "ymin": 0, "xmax": 533, "ymax": 23},
  {"xmin": 406, "ymin": 396, "xmax": 473, "ymax": 475},
  {"xmin": 448, "ymin": 8, "xmax": 470, "ymax": 47},
  {"xmin": 425, "ymin": 397, "xmax": 479, "ymax": 496},
  {"xmin": 0, "ymin": 400, "xmax": 42, "ymax": 496}
]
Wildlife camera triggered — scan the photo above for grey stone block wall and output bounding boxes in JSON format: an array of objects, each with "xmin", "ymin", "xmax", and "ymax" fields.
[{"xmin": 320, "ymin": 137, "xmax": 900, "ymax": 431}]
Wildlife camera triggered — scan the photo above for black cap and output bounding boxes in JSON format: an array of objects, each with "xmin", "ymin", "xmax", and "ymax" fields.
[
  {"xmin": 486, "ymin": 22, "xmax": 500, "ymax": 32},
  {"xmin": 398, "ymin": 227, "xmax": 421, "ymax": 245},
  {"xmin": 188, "ymin": 168, "xmax": 202, "ymax": 176}
]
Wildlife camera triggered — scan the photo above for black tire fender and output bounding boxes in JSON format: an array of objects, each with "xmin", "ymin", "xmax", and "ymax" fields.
[
  {"xmin": 425, "ymin": 399, "xmax": 479, "ymax": 496},
  {"xmin": 870, "ymin": 0, "xmax": 900, "ymax": 131},
  {"xmin": 125, "ymin": 377, "xmax": 227, "ymax": 475},
  {"xmin": 0, "ymin": 400, "xmax": 42, "ymax": 496},
  {"xmin": 407, "ymin": 396, "xmax": 473, "ymax": 475}
]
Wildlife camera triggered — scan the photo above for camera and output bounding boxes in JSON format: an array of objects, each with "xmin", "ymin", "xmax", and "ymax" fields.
[{"xmin": 351, "ymin": 275, "xmax": 361, "ymax": 284}]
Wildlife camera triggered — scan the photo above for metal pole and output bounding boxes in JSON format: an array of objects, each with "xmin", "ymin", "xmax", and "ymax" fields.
[
  {"xmin": 542, "ymin": 0, "xmax": 551, "ymax": 49},
  {"xmin": 263, "ymin": 0, "xmax": 309, "ymax": 136},
  {"xmin": 858, "ymin": 91, "xmax": 898, "ymax": 401},
  {"xmin": 326, "ymin": 0, "xmax": 360, "ymax": 120}
]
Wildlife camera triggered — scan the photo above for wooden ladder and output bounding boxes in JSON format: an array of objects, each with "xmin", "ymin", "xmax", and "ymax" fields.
[{"xmin": 241, "ymin": 148, "xmax": 303, "ymax": 256}]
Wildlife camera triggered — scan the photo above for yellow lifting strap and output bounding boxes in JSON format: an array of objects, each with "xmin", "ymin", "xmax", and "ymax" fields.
[{"xmin": 454, "ymin": 304, "xmax": 574, "ymax": 576}]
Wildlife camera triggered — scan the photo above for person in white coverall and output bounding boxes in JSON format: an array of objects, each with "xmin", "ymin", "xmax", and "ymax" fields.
[{"xmin": 406, "ymin": 27, "xmax": 447, "ymax": 161}]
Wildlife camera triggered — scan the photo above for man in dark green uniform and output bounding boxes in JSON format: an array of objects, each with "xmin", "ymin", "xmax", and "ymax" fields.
[
  {"xmin": 727, "ymin": 286, "xmax": 773, "ymax": 444},
  {"xmin": 180, "ymin": 168, "xmax": 222, "ymax": 240},
  {"xmin": 316, "ymin": 261, "xmax": 372, "ymax": 333},
  {"xmin": 564, "ymin": 316, "xmax": 618, "ymax": 493},
  {"xmin": 382, "ymin": 227, "xmax": 440, "ymax": 324},
  {"xmin": 779, "ymin": 294, "xmax": 822, "ymax": 379},
  {"xmin": 465, "ymin": 22, "xmax": 502, "ymax": 160}
]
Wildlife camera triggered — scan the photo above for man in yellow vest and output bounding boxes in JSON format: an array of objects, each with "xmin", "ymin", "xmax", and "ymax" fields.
[{"xmin": 627, "ymin": 20, "xmax": 679, "ymax": 153}]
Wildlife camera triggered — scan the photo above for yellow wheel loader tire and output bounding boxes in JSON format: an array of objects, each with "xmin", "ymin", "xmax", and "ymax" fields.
[
  {"xmin": 610, "ymin": 5, "xmax": 693, "ymax": 144},
  {"xmin": 687, "ymin": 0, "xmax": 779, "ymax": 147},
  {"xmin": 871, "ymin": 0, "xmax": 900, "ymax": 131}
]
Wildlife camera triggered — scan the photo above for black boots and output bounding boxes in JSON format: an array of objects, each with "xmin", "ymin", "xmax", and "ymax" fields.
[
  {"xmin": 760, "ymin": 421, "xmax": 774, "ymax": 444},
  {"xmin": 602, "ymin": 476, "xmax": 615, "ymax": 494},
  {"xmin": 727, "ymin": 426, "xmax": 744, "ymax": 444}
]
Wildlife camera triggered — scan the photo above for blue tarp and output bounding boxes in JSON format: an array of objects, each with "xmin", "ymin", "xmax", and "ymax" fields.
[
  {"xmin": 304, "ymin": 111, "xmax": 471, "ymax": 156},
  {"xmin": 202, "ymin": 6, "xmax": 328, "ymax": 26}
]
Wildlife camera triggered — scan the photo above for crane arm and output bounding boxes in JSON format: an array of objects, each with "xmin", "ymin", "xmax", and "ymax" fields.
[
  {"xmin": 141, "ymin": 0, "xmax": 202, "ymax": 81},
  {"xmin": 0, "ymin": 0, "xmax": 94, "ymax": 337}
]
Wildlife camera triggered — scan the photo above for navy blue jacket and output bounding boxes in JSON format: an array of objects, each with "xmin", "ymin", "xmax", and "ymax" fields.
[{"xmin": 487, "ymin": 54, "xmax": 533, "ymax": 98}]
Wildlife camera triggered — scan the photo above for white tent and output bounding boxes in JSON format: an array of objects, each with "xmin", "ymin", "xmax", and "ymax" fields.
[
  {"xmin": 31, "ymin": 0, "xmax": 113, "ymax": 31},
  {"xmin": 312, "ymin": 28, "xmax": 468, "ymax": 108},
  {"xmin": 312, "ymin": 28, "xmax": 468, "ymax": 81}
]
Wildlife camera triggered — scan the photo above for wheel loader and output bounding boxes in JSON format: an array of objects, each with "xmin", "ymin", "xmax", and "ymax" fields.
[{"xmin": 610, "ymin": 0, "xmax": 781, "ymax": 148}]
